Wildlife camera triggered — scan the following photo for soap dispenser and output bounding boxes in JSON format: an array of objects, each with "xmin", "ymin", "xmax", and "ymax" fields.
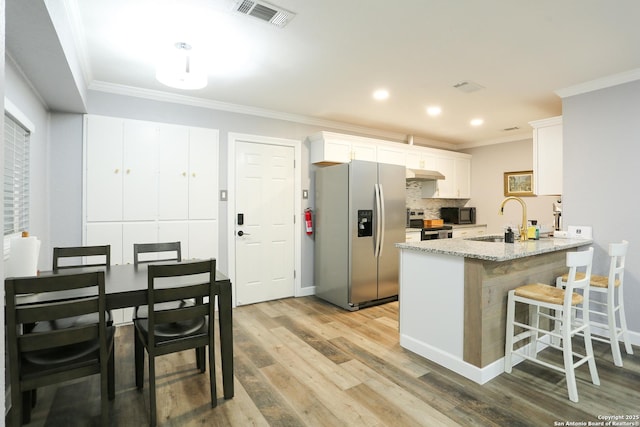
[{"xmin": 505, "ymin": 227, "xmax": 515, "ymax": 243}]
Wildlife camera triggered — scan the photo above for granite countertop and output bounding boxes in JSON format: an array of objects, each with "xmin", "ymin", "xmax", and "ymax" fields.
[
  {"xmin": 396, "ymin": 235, "xmax": 593, "ymax": 262},
  {"xmin": 445, "ymin": 223, "xmax": 487, "ymax": 229}
]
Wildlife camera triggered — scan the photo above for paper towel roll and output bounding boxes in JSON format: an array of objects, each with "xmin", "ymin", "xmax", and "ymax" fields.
[{"xmin": 7, "ymin": 236, "xmax": 41, "ymax": 277}]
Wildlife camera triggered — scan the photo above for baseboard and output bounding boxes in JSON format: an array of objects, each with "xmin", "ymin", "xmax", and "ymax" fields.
[
  {"xmin": 399, "ymin": 334, "xmax": 552, "ymax": 385},
  {"xmin": 296, "ymin": 285, "xmax": 316, "ymax": 297}
]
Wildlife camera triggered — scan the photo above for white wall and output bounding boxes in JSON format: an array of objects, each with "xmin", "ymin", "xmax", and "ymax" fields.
[
  {"xmin": 463, "ymin": 139, "xmax": 558, "ymax": 234},
  {"xmin": 4, "ymin": 56, "xmax": 51, "ymax": 270},
  {"xmin": 562, "ymin": 79, "xmax": 640, "ymax": 339}
]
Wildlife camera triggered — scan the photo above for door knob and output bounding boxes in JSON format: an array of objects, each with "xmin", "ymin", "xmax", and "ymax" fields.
[{"xmin": 237, "ymin": 230, "xmax": 250, "ymax": 236}]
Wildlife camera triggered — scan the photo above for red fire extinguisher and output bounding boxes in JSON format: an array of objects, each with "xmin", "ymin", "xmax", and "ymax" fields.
[{"xmin": 304, "ymin": 208, "xmax": 313, "ymax": 235}]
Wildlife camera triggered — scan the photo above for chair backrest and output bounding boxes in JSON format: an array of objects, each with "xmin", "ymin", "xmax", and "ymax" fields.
[
  {"xmin": 146, "ymin": 259, "xmax": 216, "ymax": 352},
  {"xmin": 564, "ymin": 247, "xmax": 594, "ymax": 306},
  {"xmin": 53, "ymin": 245, "xmax": 111, "ymax": 271},
  {"xmin": 607, "ymin": 240, "xmax": 628, "ymax": 287},
  {"xmin": 5, "ymin": 271, "xmax": 109, "ymax": 391},
  {"xmin": 134, "ymin": 242, "xmax": 182, "ymax": 266}
]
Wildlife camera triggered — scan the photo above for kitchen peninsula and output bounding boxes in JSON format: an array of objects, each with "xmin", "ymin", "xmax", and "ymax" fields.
[{"xmin": 395, "ymin": 236, "xmax": 592, "ymax": 384}]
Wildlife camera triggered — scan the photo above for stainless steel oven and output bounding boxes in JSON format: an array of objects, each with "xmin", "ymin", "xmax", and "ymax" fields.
[{"xmin": 421, "ymin": 226, "xmax": 453, "ymax": 240}]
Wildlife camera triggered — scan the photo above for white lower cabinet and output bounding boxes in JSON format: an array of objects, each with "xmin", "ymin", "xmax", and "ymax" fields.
[{"xmin": 405, "ymin": 230, "xmax": 422, "ymax": 242}]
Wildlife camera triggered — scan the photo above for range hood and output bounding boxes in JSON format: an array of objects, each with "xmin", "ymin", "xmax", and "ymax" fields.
[{"xmin": 406, "ymin": 168, "xmax": 445, "ymax": 181}]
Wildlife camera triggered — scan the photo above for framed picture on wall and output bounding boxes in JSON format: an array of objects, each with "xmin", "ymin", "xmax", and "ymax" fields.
[{"xmin": 504, "ymin": 170, "xmax": 534, "ymax": 197}]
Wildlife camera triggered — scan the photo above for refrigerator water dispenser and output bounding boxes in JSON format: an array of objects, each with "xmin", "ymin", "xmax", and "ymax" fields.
[{"xmin": 357, "ymin": 210, "xmax": 373, "ymax": 237}]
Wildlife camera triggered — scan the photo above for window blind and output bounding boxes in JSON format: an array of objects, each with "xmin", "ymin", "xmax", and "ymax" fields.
[{"xmin": 4, "ymin": 114, "xmax": 30, "ymax": 236}]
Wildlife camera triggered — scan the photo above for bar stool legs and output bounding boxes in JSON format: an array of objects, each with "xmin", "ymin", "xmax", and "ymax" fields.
[{"xmin": 504, "ymin": 248, "xmax": 599, "ymax": 403}]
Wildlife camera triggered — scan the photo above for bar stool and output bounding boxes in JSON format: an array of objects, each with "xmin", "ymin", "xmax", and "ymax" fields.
[
  {"xmin": 504, "ymin": 248, "xmax": 599, "ymax": 403},
  {"xmin": 558, "ymin": 240, "xmax": 633, "ymax": 367}
]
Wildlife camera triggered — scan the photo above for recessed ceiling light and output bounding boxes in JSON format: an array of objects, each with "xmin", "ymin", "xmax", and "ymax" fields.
[
  {"xmin": 426, "ymin": 106, "xmax": 442, "ymax": 116},
  {"xmin": 373, "ymin": 89, "xmax": 389, "ymax": 101},
  {"xmin": 470, "ymin": 118, "xmax": 484, "ymax": 126}
]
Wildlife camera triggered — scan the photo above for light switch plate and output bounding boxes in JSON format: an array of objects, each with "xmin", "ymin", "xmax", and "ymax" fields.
[
  {"xmin": 220, "ymin": 190, "xmax": 227, "ymax": 201},
  {"xmin": 568, "ymin": 225, "xmax": 592, "ymax": 239}
]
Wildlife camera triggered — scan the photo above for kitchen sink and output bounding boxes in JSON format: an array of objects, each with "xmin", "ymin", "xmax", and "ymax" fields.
[{"xmin": 465, "ymin": 235, "xmax": 506, "ymax": 243}]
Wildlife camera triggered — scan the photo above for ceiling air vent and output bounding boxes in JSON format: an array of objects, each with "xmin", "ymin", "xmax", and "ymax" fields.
[
  {"xmin": 453, "ymin": 80, "xmax": 485, "ymax": 93},
  {"xmin": 234, "ymin": 0, "xmax": 296, "ymax": 28}
]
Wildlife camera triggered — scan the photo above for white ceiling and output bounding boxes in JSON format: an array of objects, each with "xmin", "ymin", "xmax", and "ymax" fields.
[{"xmin": 6, "ymin": 0, "xmax": 640, "ymax": 146}]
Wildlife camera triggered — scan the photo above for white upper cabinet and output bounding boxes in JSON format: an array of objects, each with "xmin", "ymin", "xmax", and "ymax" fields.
[
  {"xmin": 309, "ymin": 131, "xmax": 472, "ymax": 198},
  {"xmin": 158, "ymin": 124, "xmax": 190, "ymax": 220},
  {"xmin": 530, "ymin": 116, "xmax": 562, "ymax": 195},
  {"xmin": 85, "ymin": 115, "xmax": 124, "ymax": 221},
  {"xmin": 188, "ymin": 128, "xmax": 219, "ymax": 220},
  {"xmin": 309, "ymin": 132, "xmax": 376, "ymax": 164},
  {"xmin": 123, "ymin": 120, "xmax": 159, "ymax": 220}
]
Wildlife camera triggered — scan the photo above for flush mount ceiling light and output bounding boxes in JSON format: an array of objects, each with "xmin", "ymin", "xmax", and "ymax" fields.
[
  {"xmin": 156, "ymin": 42, "xmax": 207, "ymax": 90},
  {"xmin": 470, "ymin": 118, "xmax": 484, "ymax": 126}
]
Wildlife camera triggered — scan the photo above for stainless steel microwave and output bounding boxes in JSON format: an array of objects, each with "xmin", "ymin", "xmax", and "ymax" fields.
[{"xmin": 440, "ymin": 207, "xmax": 476, "ymax": 224}]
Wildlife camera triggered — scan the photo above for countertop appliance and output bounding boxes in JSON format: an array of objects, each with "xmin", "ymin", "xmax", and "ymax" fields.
[
  {"xmin": 406, "ymin": 208, "xmax": 453, "ymax": 240},
  {"xmin": 315, "ymin": 160, "xmax": 405, "ymax": 310},
  {"xmin": 440, "ymin": 207, "xmax": 476, "ymax": 224}
]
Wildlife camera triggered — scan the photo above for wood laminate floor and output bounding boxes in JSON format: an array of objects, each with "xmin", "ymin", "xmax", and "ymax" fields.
[{"xmin": 10, "ymin": 296, "xmax": 640, "ymax": 426}]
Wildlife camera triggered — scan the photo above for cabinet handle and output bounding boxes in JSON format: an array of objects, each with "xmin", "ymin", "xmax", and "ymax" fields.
[
  {"xmin": 192, "ymin": 172, "xmax": 196, "ymax": 178},
  {"xmin": 114, "ymin": 168, "xmax": 119, "ymax": 174},
  {"xmin": 126, "ymin": 169, "xmax": 131, "ymax": 174},
  {"xmin": 182, "ymin": 172, "xmax": 187, "ymax": 177}
]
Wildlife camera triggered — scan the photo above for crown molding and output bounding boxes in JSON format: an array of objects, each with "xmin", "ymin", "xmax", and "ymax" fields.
[
  {"xmin": 88, "ymin": 80, "xmax": 457, "ymax": 147},
  {"xmin": 555, "ymin": 68, "xmax": 640, "ymax": 98}
]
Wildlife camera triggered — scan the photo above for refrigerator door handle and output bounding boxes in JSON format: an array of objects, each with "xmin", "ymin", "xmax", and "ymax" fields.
[
  {"xmin": 378, "ymin": 184, "xmax": 385, "ymax": 257},
  {"xmin": 374, "ymin": 183, "xmax": 383, "ymax": 258}
]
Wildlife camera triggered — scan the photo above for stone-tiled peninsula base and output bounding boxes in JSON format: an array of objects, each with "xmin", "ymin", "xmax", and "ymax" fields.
[{"xmin": 396, "ymin": 237, "xmax": 593, "ymax": 384}]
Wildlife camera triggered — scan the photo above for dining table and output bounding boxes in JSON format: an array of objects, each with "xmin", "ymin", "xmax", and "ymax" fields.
[{"xmin": 14, "ymin": 262, "xmax": 234, "ymax": 400}]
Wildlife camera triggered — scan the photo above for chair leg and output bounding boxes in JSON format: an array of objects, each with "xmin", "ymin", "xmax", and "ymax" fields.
[
  {"xmin": 582, "ymin": 321, "xmax": 600, "ymax": 386},
  {"xmin": 196, "ymin": 347, "xmax": 205, "ymax": 373},
  {"xmin": 109, "ymin": 343, "xmax": 116, "ymax": 400},
  {"xmin": 529, "ymin": 305, "xmax": 540, "ymax": 358},
  {"xmin": 607, "ymin": 292, "xmax": 624, "ymax": 366},
  {"xmin": 101, "ymin": 354, "xmax": 110, "ymax": 426},
  {"xmin": 149, "ymin": 356, "xmax": 157, "ymax": 427},
  {"xmin": 135, "ymin": 331, "xmax": 144, "ymax": 390},
  {"xmin": 504, "ymin": 291, "xmax": 516, "ymax": 373},
  {"xmin": 617, "ymin": 296, "xmax": 634, "ymax": 355},
  {"xmin": 562, "ymin": 312, "xmax": 579, "ymax": 403},
  {"xmin": 19, "ymin": 390, "xmax": 30, "ymax": 425},
  {"xmin": 209, "ymin": 343, "xmax": 217, "ymax": 408}
]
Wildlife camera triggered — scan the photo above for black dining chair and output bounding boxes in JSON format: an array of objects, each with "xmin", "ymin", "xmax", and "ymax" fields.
[
  {"xmin": 5, "ymin": 271, "xmax": 115, "ymax": 426},
  {"xmin": 52, "ymin": 245, "xmax": 111, "ymax": 271},
  {"xmin": 52, "ymin": 245, "xmax": 113, "ymax": 326},
  {"xmin": 133, "ymin": 241, "xmax": 181, "ymax": 266},
  {"xmin": 134, "ymin": 259, "xmax": 217, "ymax": 427}
]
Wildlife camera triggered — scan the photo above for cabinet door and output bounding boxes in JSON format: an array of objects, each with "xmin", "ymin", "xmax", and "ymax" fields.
[
  {"xmin": 377, "ymin": 144, "xmax": 406, "ymax": 166},
  {"xmin": 434, "ymin": 156, "xmax": 455, "ymax": 198},
  {"xmin": 122, "ymin": 222, "xmax": 158, "ymax": 264},
  {"xmin": 189, "ymin": 128, "xmax": 219, "ymax": 220},
  {"xmin": 454, "ymin": 157, "xmax": 471, "ymax": 198},
  {"xmin": 85, "ymin": 222, "xmax": 123, "ymax": 265},
  {"xmin": 123, "ymin": 121, "xmax": 158, "ymax": 220},
  {"xmin": 351, "ymin": 141, "xmax": 376, "ymax": 162},
  {"xmin": 158, "ymin": 124, "xmax": 189, "ymax": 220},
  {"xmin": 86, "ymin": 116, "xmax": 123, "ymax": 221},
  {"xmin": 534, "ymin": 123, "xmax": 562, "ymax": 195},
  {"xmin": 189, "ymin": 220, "xmax": 218, "ymax": 260},
  {"xmin": 158, "ymin": 221, "xmax": 189, "ymax": 258}
]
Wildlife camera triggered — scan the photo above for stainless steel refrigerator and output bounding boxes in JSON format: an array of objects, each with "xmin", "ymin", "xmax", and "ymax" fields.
[{"xmin": 314, "ymin": 160, "xmax": 406, "ymax": 310}]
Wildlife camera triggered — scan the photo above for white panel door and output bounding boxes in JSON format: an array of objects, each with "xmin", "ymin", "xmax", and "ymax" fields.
[
  {"xmin": 123, "ymin": 121, "xmax": 159, "ymax": 220},
  {"xmin": 235, "ymin": 141, "xmax": 295, "ymax": 306},
  {"xmin": 189, "ymin": 128, "xmax": 219, "ymax": 220},
  {"xmin": 158, "ymin": 124, "xmax": 189, "ymax": 220},
  {"xmin": 86, "ymin": 115, "xmax": 123, "ymax": 221}
]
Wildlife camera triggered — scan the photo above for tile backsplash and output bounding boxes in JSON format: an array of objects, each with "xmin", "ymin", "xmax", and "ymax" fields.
[{"xmin": 406, "ymin": 181, "xmax": 469, "ymax": 218}]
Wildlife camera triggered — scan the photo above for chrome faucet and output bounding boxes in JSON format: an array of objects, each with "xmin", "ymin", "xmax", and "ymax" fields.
[{"xmin": 499, "ymin": 196, "xmax": 528, "ymax": 241}]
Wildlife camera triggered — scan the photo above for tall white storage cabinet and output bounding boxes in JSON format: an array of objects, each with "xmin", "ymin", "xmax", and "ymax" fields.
[{"xmin": 84, "ymin": 115, "xmax": 220, "ymax": 324}]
